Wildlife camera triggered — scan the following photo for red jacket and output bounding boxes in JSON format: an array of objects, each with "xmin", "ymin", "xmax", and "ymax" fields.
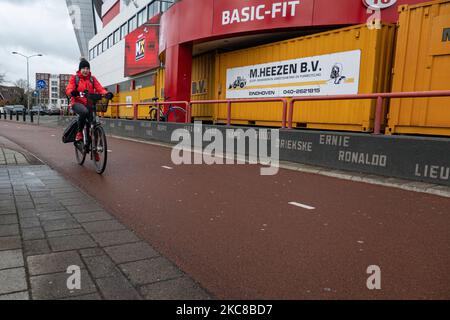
[{"xmin": 65, "ymin": 71, "xmax": 107, "ymax": 108}]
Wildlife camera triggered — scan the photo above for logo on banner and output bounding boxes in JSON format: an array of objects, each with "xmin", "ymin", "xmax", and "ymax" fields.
[
  {"xmin": 329, "ymin": 63, "xmax": 347, "ymax": 85},
  {"xmin": 136, "ymin": 37, "xmax": 145, "ymax": 61},
  {"xmin": 228, "ymin": 76, "xmax": 247, "ymax": 90},
  {"xmin": 362, "ymin": 0, "xmax": 397, "ymax": 9}
]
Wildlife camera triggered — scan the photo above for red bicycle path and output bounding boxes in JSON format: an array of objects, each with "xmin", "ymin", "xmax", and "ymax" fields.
[{"xmin": 1, "ymin": 121, "xmax": 449, "ymax": 299}]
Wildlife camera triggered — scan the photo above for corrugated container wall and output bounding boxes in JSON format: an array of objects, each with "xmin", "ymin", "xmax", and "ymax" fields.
[
  {"xmin": 216, "ymin": 24, "xmax": 396, "ymax": 131},
  {"xmin": 388, "ymin": 0, "xmax": 450, "ymax": 136},
  {"xmin": 191, "ymin": 53, "xmax": 216, "ymax": 119}
]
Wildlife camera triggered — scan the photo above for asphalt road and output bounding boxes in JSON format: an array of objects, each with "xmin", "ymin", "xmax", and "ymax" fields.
[{"xmin": 1, "ymin": 121, "xmax": 449, "ymax": 299}]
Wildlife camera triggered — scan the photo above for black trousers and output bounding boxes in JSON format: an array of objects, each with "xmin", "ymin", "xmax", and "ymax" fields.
[{"xmin": 72, "ymin": 103, "xmax": 89, "ymax": 132}]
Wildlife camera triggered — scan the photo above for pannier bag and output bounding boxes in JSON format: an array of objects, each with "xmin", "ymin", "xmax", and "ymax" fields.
[{"xmin": 62, "ymin": 118, "xmax": 78, "ymax": 143}]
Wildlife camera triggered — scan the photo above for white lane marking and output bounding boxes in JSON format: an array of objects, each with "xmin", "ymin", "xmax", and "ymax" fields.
[
  {"xmin": 162, "ymin": 166, "xmax": 173, "ymax": 170},
  {"xmin": 107, "ymin": 150, "xmax": 112, "ymax": 153},
  {"xmin": 51, "ymin": 135, "xmax": 55, "ymax": 137},
  {"xmin": 289, "ymin": 202, "xmax": 315, "ymax": 210}
]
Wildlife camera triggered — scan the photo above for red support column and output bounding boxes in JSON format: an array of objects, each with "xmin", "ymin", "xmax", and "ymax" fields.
[{"xmin": 164, "ymin": 43, "xmax": 193, "ymax": 122}]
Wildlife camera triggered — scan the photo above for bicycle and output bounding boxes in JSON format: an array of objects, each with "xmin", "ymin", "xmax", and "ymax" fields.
[
  {"xmin": 148, "ymin": 97, "xmax": 186, "ymax": 122},
  {"xmin": 74, "ymin": 90, "xmax": 111, "ymax": 174}
]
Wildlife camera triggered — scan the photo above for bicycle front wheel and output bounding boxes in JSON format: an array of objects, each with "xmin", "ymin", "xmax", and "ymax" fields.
[
  {"xmin": 93, "ymin": 126, "xmax": 107, "ymax": 174},
  {"xmin": 74, "ymin": 140, "xmax": 86, "ymax": 165}
]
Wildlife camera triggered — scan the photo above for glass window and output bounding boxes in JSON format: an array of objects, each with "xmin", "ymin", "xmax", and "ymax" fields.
[
  {"xmin": 148, "ymin": 1, "xmax": 158, "ymax": 19},
  {"xmin": 108, "ymin": 34, "xmax": 113, "ymax": 48},
  {"xmin": 51, "ymin": 81, "xmax": 57, "ymax": 86},
  {"xmin": 102, "ymin": 39, "xmax": 108, "ymax": 52},
  {"xmin": 128, "ymin": 16, "xmax": 137, "ymax": 33},
  {"xmin": 161, "ymin": 1, "xmax": 171, "ymax": 12},
  {"xmin": 52, "ymin": 87, "xmax": 58, "ymax": 92},
  {"xmin": 137, "ymin": 8, "xmax": 147, "ymax": 26},
  {"xmin": 114, "ymin": 29, "xmax": 120, "ymax": 44},
  {"xmin": 96, "ymin": 44, "xmax": 100, "ymax": 56},
  {"xmin": 92, "ymin": 47, "xmax": 96, "ymax": 59},
  {"xmin": 120, "ymin": 23, "xmax": 128, "ymax": 40}
]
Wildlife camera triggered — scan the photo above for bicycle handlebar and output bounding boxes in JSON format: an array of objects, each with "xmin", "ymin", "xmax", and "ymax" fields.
[{"xmin": 82, "ymin": 90, "xmax": 111, "ymax": 102}]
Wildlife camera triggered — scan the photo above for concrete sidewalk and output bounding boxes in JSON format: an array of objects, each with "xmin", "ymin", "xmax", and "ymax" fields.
[{"xmin": 0, "ymin": 137, "xmax": 212, "ymax": 300}]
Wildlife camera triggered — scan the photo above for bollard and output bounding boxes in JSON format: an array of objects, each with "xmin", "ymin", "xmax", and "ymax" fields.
[
  {"xmin": 30, "ymin": 112, "xmax": 34, "ymax": 123},
  {"xmin": 23, "ymin": 112, "xmax": 26, "ymax": 122},
  {"xmin": 16, "ymin": 112, "xmax": 19, "ymax": 121},
  {"xmin": 9, "ymin": 112, "xmax": 12, "ymax": 120}
]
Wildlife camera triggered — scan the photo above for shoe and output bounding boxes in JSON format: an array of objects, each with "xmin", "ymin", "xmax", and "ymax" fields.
[
  {"xmin": 75, "ymin": 132, "xmax": 83, "ymax": 141},
  {"xmin": 94, "ymin": 152, "xmax": 100, "ymax": 162}
]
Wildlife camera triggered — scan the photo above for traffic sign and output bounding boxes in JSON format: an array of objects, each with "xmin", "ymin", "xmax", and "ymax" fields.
[{"xmin": 36, "ymin": 80, "xmax": 46, "ymax": 90}]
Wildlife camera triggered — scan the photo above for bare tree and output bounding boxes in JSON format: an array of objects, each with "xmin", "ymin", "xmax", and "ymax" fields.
[
  {"xmin": 0, "ymin": 73, "xmax": 5, "ymax": 84},
  {"xmin": 14, "ymin": 79, "xmax": 28, "ymax": 90},
  {"xmin": 13, "ymin": 79, "xmax": 28, "ymax": 105}
]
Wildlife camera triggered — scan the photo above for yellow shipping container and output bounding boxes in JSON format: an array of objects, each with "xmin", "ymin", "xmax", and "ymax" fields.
[
  {"xmin": 215, "ymin": 24, "xmax": 396, "ymax": 131},
  {"xmin": 388, "ymin": 0, "xmax": 450, "ymax": 136},
  {"xmin": 156, "ymin": 68, "xmax": 165, "ymax": 100},
  {"xmin": 191, "ymin": 53, "xmax": 216, "ymax": 120}
]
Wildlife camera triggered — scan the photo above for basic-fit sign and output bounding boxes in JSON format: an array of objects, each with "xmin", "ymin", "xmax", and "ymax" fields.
[{"xmin": 226, "ymin": 50, "xmax": 361, "ymax": 98}]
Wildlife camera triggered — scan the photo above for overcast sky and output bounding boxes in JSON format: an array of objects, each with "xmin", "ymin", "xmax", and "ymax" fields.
[{"xmin": 0, "ymin": 0, "xmax": 80, "ymax": 87}]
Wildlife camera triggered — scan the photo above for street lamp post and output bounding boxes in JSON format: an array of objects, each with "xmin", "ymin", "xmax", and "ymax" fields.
[{"xmin": 11, "ymin": 52, "xmax": 43, "ymax": 111}]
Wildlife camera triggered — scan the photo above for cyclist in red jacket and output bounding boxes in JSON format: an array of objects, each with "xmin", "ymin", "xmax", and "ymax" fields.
[{"xmin": 66, "ymin": 58, "xmax": 113, "ymax": 141}]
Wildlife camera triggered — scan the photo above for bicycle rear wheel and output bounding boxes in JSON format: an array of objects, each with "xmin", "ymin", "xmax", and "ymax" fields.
[
  {"xmin": 93, "ymin": 126, "xmax": 107, "ymax": 174},
  {"xmin": 74, "ymin": 140, "xmax": 86, "ymax": 165}
]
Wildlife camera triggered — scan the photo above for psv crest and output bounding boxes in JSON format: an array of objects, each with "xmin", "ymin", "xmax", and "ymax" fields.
[
  {"xmin": 363, "ymin": 0, "xmax": 397, "ymax": 9},
  {"xmin": 136, "ymin": 37, "xmax": 145, "ymax": 61}
]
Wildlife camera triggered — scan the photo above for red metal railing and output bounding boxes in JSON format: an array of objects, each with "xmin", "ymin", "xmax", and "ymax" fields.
[
  {"xmin": 289, "ymin": 90, "xmax": 450, "ymax": 134},
  {"xmin": 135, "ymin": 102, "xmax": 190, "ymax": 123},
  {"xmin": 108, "ymin": 91, "xmax": 450, "ymax": 133},
  {"xmin": 189, "ymin": 98, "xmax": 288, "ymax": 128},
  {"xmin": 108, "ymin": 102, "xmax": 190, "ymax": 123}
]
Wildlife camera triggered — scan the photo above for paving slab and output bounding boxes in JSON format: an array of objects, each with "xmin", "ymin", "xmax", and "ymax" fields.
[
  {"xmin": 96, "ymin": 275, "xmax": 142, "ymax": 300},
  {"xmin": 0, "ymin": 249, "xmax": 24, "ymax": 270},
  {"xmin": 140, "ymin": 277, "xmax": 212, "ymax": 300},
  {"xmin": 48, "ymin": 235, "xmax": 97, "ymax": 252},
  {"xmin": 0, "ymin": 236, "xmax": 22, "ymax": 251},
  {"xmin": 30, "ymin": 270, "xmax": 97, "ymax": 300},
  {"xmin": 0, "ymin": 268, "xmax": 27, "ymax": 295},
  {"xmin": 119, "ymin": 258, "xmax": 184, "ymax": 286},
  {"xmin": 0, "ymin": 291, "xmax": 29, "ymax": 300},
  {"xmin": 90, "ymin": 230, "xmax": 140, "ymax": 247},
  {"xmin": 27, "ymin": 251, "xmax": 85, "ymax": 276},
  {"xmin": 104, "ymin": 242, "xmax": 160, "ymax": 264},
  {"xmin": 23, "ymin": 240, "xmax": 51, "ymax": 256}
]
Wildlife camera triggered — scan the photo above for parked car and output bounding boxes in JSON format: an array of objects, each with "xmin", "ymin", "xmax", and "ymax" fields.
[
  {"xmin": 3, "ymin": 105, "xmax": 14, "ymax": 114},
  {"xmin": 47, "ymin": 106, "xmax": 61, "ymax": 115},
  {"xmin": 0, "ymin": 107, "xmax": 4, "ymax": 115},
  {"xmin": 12, "ymin": 105, "xmax": 26, "ymax": 115},
  {"xmin": 30, "ymin": 106, "xmax": 48, "ymax": 115}
]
